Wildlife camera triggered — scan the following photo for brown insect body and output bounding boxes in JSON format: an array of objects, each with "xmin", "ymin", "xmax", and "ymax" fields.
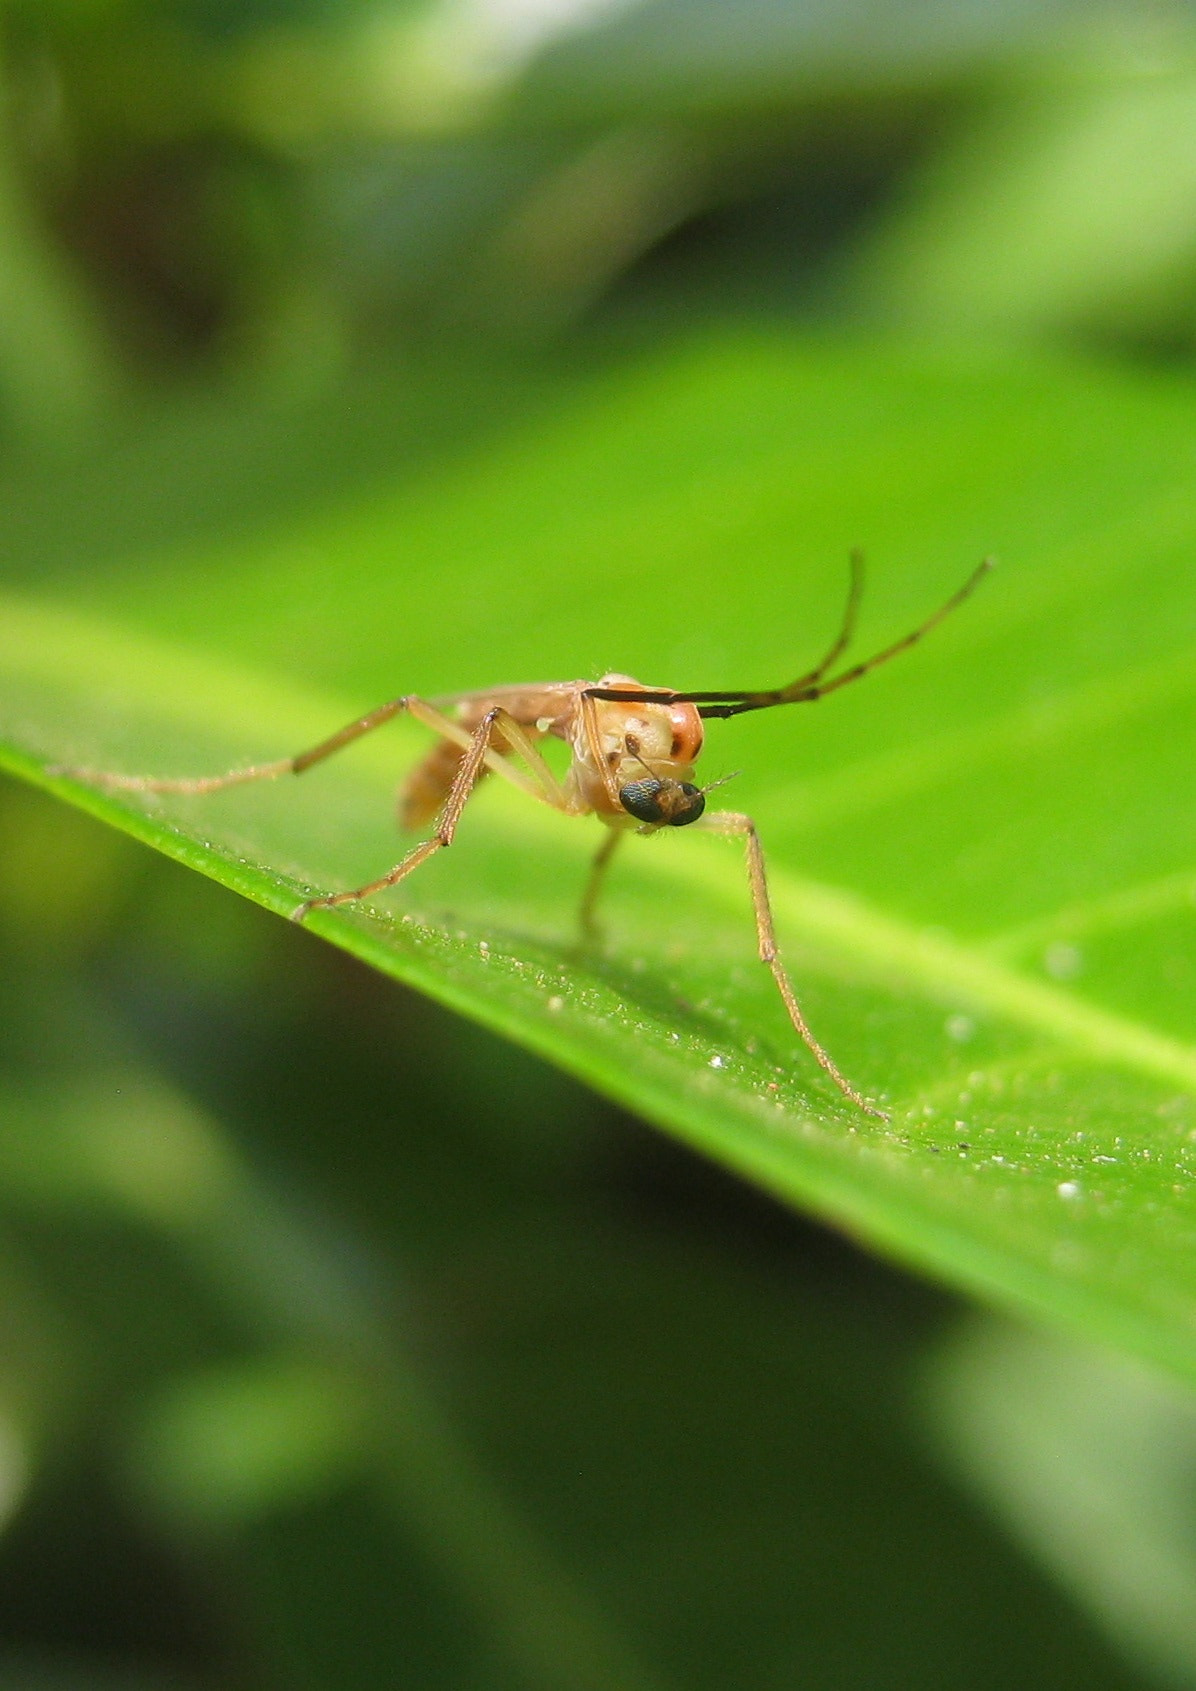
[
  {"xmin": 405, "ymin": 676, "xmax": 703, "ymax": 829},
  {"xmin": 568, "ymin": 674, "xmax": 703, "ymax": 822},
  {"xmin": 60, "ymin": 556, "xmax": 993, "ymax": 1120}
]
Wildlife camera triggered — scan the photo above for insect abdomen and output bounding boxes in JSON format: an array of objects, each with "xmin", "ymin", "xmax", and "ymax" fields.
[{"xmin": 399, "ymin": 739, "xmax": 489, "ymax": 829}]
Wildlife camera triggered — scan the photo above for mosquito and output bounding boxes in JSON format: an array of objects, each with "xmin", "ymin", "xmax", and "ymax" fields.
[{"xmin": 61, "ymin": 554, "xmax": 992, "ymax": 1118}]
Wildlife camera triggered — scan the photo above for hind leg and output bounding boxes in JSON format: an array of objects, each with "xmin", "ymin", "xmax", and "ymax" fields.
[{"xmin": 698, "ymin": 810, "xmax": 886, "ymax": 1118}]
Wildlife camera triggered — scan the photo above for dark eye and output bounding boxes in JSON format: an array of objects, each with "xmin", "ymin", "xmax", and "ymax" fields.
[
  {"xmin": 669, "ymin": 783, "xmax": 706, "ymax": 827},
  {"xmin": 619, "ymin": 778, "xmax": 665, "ymax": 823},
  {"xmin": 619, "ymin": 779, "xmax": 706, "ymax": 827}
]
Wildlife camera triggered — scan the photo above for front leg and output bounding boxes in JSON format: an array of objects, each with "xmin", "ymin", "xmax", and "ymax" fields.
[
  {"xmin": 293, "ymin": 706, "xmax": 509, "ymax": 920},
  {"xmin": 699, "ymin": 811, "xmax": 887, "ymax": 1119},
  {"xmin": 294, "ymin": 704, "xmax": 570, "ymax": 922}
]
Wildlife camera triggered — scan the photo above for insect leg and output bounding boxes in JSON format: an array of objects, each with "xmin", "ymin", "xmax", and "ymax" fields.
[
  {"xmin": 470, "ymin": 706, "xmax": 566, "ymax": 809},
  {"xmin": 403, "ymin": 699, "xmax": 569, "ymax": 813},
  {"xmin": 55, "ymin": 694, "xmax": 564, "ymax": 809},
  {"xmin": 578, "ymin": 691, "xmax": 624, "ymax": 810},
  {"xmin": 55, "ymin": 697, "xmax": 416, "ymax": 795},
  {"xmin": 578, "ymin": 827, "xmax": 623, "ymax": 944},
  {"xmin": 294, "ymin": 705, "xmax": 513, "ymax": 921},
  {"xmin": 699, "ymin": 811, "xmax": 887, "ymax": 1118},
  {"xmin": 56, "ymin": 752, "xmax": 297, "ymax": 796}
]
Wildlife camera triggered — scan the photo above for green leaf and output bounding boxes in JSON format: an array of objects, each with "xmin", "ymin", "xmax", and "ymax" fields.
[
  {"xmin": 859, "ymin": 54, "xmax": 1196, "ymax": 349},
  {"xmin": 5, "ymin": 327, "xmax": 1196, "ymax": 1383}
]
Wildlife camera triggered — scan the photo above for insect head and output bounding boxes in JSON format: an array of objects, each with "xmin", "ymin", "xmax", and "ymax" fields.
[{"xmin": 618, "ymin": 778, "xmax": 706, "ymax": 827}]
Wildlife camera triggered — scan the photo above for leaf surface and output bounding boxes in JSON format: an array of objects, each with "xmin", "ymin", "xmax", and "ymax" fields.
[{"xmin": 5, "ymin": 330, "xmax": 1196, "ymax": 1380}]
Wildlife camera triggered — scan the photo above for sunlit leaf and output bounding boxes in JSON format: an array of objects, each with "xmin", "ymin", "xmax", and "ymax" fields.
[{"xmin": 5, "ymin": 328, "xmax": 1196, "ymax": 1384}]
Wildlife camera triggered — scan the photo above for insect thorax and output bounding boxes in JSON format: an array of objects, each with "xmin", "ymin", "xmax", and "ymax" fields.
[{"xmin": 569, "ymin": 676, "xmax": 703, "ymax": 818}]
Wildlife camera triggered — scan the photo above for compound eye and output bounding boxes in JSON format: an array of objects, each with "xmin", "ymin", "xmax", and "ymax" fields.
[
  {"xmin": 669, "ymin": 782, "xmax": 706, "ymax": 827},
  {"xmin": 618, "ymin": 778, "xmax": 665, "ymax": 824}
]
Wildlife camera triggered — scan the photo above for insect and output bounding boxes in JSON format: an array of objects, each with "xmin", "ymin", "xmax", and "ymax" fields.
[{"xmin": 62, "ymin": 554, "xmax": 991, "ymax": 1119}]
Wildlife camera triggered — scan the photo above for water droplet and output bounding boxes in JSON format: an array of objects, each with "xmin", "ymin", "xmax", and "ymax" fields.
[{"xmin": 1044, "ymin": 942, "xmax": 1082, "ymax": 980}]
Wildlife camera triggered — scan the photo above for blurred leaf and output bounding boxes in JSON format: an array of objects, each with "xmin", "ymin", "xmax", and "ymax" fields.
[
  {"xmin": 0, "ymin": 41, "xmax": 121, "ymax": 444},
  {"xmin": 0, "ymin": 1039, "xmax": 673, "ymax": 1691},
  {"xmin": 129, "ymin": 1356, "xmax": 371, "ymax": 1530},
  {"xmin": 861, "ymin": 30, "xmax": 1196, "ymax": 350},
  {"xmin": 517, "ymin": 0, "xmax": 1104, "ymax": 120},
  {"xmin": 0, "ymin": 984, "xmax": 1146, "ymax": 1691},
  {"xmin": 4, "ymin": 327, "xmax": 1196, "ymax": 1391},
  {"xmin": 927, "ymin": 1316, "xmax": 1196, "ymax": 1690}
]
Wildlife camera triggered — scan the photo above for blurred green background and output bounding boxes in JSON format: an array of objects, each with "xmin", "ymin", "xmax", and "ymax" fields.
[{"xmin": 9, "ymin": 2, "xmax": 1196, "ymax": 1687}]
